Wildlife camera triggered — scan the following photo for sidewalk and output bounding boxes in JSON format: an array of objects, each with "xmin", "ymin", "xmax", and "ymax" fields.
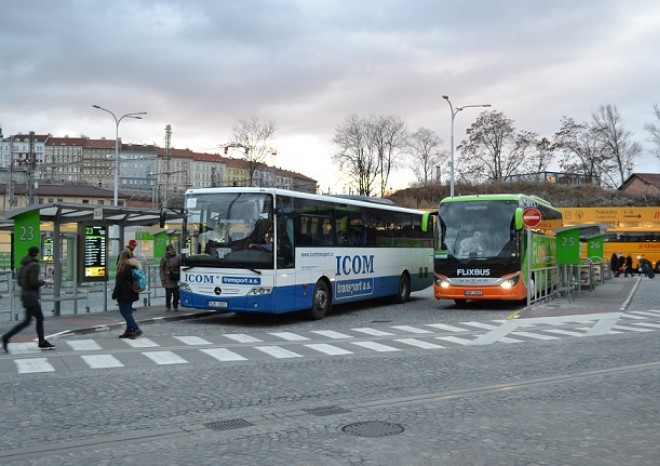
[
  {"xmin": 0, "ymin": 302, "xmax": 215, "ymax": 343},
  {"xmin": 520, "ymin": 275, "xmax": 643, "ymax": 318},
  {"xmin": 0, "ymin": 276, "xmax": 650, "ymax": 342}
]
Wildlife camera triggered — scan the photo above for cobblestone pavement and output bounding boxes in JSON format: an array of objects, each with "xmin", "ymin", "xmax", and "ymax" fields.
[{"xmin": 0, "ymin": 277, "xmax": 658, "ymax": 465}]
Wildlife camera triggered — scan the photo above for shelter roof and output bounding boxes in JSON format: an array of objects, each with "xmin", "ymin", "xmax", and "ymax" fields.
[{"xmin": 0, "ymin": 203, "xmax": 185, "ymax": 228}]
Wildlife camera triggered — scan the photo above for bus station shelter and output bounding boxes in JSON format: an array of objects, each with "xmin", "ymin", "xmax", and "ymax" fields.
[{"xmin": 0, "ymin": 203, "xmax": 185, "ymax": 316}]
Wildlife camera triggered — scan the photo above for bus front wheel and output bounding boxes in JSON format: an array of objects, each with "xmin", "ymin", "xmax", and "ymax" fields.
[
  {"xmin": 309, "ymin": 280, "xmax": 331, "ymax": 320},
  {"xmin": 394, "ymin": 272, "xmax": 411, "ymax": 303}
]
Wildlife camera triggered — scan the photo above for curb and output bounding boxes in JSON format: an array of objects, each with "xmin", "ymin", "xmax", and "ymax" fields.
[{"xmin": 48, "ymin": 311, "xmax": 216, "ymax": 338}]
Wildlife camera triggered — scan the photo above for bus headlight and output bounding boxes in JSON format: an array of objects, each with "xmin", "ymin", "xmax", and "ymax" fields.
[
  {"xmin": 179, "ymin": 282, "xmax": 191, "ymax": 291},
  {"xmin": 435, "ymin": 276, "xmax": 451, "ymax": 289},
  {"xmin": 249, "ymin": 287, "xmax": 273, "ymax": 295},
  {"xmin": 499, "ymin": 274, "xmax": 520, "ymax": 290}
]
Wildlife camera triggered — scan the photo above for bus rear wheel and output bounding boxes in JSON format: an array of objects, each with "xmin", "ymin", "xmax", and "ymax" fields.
[
  {"xmin": 394, "ymin": 272, "xmax": 411, "ymax": 303},
  {"xmin": 309, "ymin": 279, "xmax": 331, "ymax": 320}
]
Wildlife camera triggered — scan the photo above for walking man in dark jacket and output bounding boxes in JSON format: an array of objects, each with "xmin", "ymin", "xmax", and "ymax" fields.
[{"xmin": 2, "ymin": 246, "xmax": 55, "ymax": 352}]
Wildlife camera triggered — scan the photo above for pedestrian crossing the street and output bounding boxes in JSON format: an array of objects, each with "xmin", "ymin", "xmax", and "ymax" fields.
[{"xmin": 2, "ymin": 309, "xmax": 659, "ymax": 375}]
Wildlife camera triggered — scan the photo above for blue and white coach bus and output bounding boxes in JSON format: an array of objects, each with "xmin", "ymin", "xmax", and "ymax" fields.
[{"xmin": 178, "ymin": 187, "xmax": 434, "ymax": 319}]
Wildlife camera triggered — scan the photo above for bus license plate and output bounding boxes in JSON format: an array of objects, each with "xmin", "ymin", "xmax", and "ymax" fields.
[
  {"xmin": 209, "ymin": 301, "xmax": 228, "ymax": 308},
  {"xmin": 464, "ymin": 290, "xmax": 483, "ymax": 296}
]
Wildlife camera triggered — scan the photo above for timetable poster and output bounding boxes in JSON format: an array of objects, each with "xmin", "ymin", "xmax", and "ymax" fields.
[{"xmin": 81, "ymin": 225, "xmax": 108, "ymax": 281}]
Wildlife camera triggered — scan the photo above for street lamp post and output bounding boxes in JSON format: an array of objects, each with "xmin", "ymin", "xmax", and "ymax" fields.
[
  {"xmin": 92, "ymin": 105, "xmax": 147, "ymax": 206},
  {"xmin": 442, "ymin": 96, "xmax": 491, "ymax": 197}
]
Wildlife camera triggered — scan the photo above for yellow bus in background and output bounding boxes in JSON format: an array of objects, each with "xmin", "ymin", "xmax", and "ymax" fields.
[{"xmin": 561, "ymin": 207, "xmax": 660, "ymax": 273}]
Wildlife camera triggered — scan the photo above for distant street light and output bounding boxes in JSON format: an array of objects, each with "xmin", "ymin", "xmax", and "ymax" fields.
[
  {"xmin": 442, "ymin": 96, "xmax": 491, "ymax": 197},
  {"xmin": 92, "ymin": 105, "xmax": 147, "ymax": 206}
]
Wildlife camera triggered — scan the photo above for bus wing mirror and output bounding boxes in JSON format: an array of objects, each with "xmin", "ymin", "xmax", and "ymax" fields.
[
  {"xmin": 514, "ymin": 208, "xmax": 524, "ymax": 231},
  {"xmin": 421, "ymin": 210, "xmax": 436, "ymax": 233}
]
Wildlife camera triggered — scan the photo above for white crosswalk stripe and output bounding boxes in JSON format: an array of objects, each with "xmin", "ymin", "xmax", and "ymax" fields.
[
  {"xmin": 254, "ymin": 346, "xmax": 303, "ymax": 358},
  {"xmin": 395, "ymin": 338, "xmax": 445, "ymax": 349},
  {"xmin": 460, "ymin": 321, "xmax": 499, "ymax": 330},
  {"xmin": 304, "ymin": 343, "xmax": 354, "ymax": 355},
  {"xmin": 350, "ymin": 341, "xmax": 399, "ymax": 352},
  {"xmin": 435, "ymin": 336, "xmax": 473, "ymax": 345},
  {"xmin": 143, "ymin": 351, "xmax": 188, "ymax": 365},
  {"xmin": 352, "ymin": 327, "xmax": 395, "ymax": 336},
  {"xmin": 269, "ymin": 332, "xmax": 310, "ymax": 341},
  {"xmin": 611, "ymin": 324, "xmax": 654, "ymax": 332},
  {"xmin": 389, "ymin": 325, "xmax": 433, "ymax": 334},
  {"xmin": 81, "ymin": 354, "xmax": 124, "ymax": 369},
  {"xmin": 173, "ymin": 336, "xmax": 212, "ymax": 345},
  {"xmin": 201, "ymin": 348, "xmax": 247, "ymax": 361},
  {"xmin": 223, "ymin": 333, "xmax": 263, "ymax": 343},
  {"xmin": 124, "ymin": 338, "xmax": 159, "ymax": 348},
  {"xmin": 67, "ymin": 339, "xmax": 102, "ymax": 351},
  {"xmin": 425, "ymin": 323, "xmax": 471, "ymax": 332},
  {"xmin": 15, "ymin": 358, "xmax": 55, "ymax": 373},
  {"xmin": 310, "ymin": 330, "xmax": 352, "ymax": 339}
]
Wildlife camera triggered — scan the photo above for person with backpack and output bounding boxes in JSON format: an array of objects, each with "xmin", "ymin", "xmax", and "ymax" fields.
[
  {"xmin": 111, "ymin": 256, "xmax": 143, "ymax": 339},
  {"xmin": 2, "ymin": 247, "xmax": 55, "ymax": 352},
  {"xmin": 159, "ymin": 244, "xmax": 181, "ymax": 311}
]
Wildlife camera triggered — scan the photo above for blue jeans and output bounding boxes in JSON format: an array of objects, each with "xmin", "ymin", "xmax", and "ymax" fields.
[{"xmin": 118, "ymin": 301, "xmax": 139, "ymax": 332}]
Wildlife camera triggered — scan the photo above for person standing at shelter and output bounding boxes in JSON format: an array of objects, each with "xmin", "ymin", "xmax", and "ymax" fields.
[
  {"xmin": 119, "ymin": 239, "xmax": 138, "ymax": 263},
  {"xmin": 2, "ymin": 247, "xmax": 55, "ymax": 352},
  {"xmin": 112, "ymin": 256, "xmax": 143, "ymax": 338},
  {"xmin": 160, "ymin": 244, "xmax": 181, "ymax": 311}
]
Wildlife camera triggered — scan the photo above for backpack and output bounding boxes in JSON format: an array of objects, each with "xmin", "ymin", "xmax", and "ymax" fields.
[{"xmin": 132, "ymin": 268, "xmax": 147, "ymax": 292}]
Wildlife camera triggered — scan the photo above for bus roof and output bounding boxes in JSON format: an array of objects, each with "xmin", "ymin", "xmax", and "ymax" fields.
[{"xmin": 185, "ymin": 187, "xmax": 425, "ymax": 215}]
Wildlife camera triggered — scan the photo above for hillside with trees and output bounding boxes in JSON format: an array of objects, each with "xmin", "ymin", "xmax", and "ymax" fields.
[{"xmin": 387, "ymin": 180, "xmax": 660, "ymax": 210}]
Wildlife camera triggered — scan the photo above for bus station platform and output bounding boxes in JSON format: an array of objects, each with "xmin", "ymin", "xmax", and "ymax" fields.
[{"xmin": 0, "ymin": 275, "xmax": 649, "ymax": 343}]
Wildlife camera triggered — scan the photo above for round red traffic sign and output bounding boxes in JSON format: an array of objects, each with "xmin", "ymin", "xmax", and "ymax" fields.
[{"xmin": 522, "ymin": 208, "xmax": 542, "ymax": 228}]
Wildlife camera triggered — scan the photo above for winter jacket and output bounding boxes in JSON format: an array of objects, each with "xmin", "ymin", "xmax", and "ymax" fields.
[
  {"xmin": 160, "ymin": 251, "xmax": 181, "ymax": 289},
  {"xmin": 19, "ymin": 254, "xmax": 45, "ymax": 291},
  {"xmin": 112, "ymin": 265, "xmax": 140, "ymax": 303}
]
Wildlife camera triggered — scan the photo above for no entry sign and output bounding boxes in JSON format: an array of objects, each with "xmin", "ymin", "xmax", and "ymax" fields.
[{"xmin": 522, "ymin": 208, "xmax": 542, "ymax": 228}]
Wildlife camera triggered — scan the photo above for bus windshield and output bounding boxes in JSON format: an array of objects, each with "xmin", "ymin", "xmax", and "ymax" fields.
[
  {"xmin": 438, "ymin": 200, "xmax": 518, "ymax": 259},
  {"xmin": 183, "ymin": 192, "xmax": 274, "ymax": 269}
]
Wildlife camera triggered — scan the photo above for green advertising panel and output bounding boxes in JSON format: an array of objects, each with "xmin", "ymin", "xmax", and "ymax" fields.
[
  {"xmin": 586, "ymin": 235, "xmax": 604, "ymax": 260},
  {"xmin": 13, "ymin": 210, "xmax": 41, "ymax": 269},
  {"xmin": 556, "ymin": 228, "xmax": 580, "ymax": 265}
]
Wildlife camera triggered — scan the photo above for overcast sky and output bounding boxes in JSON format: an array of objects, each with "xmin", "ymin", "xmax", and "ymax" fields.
[{"xmin": 2, "ymin": 0, "xmax": 659, "ymax": 192}]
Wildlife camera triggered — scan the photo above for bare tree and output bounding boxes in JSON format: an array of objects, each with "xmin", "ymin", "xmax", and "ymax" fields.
[
  {"xmin": 591, "ymin": 104, "xmax": 642, "ymax": 186},
  {"xmin": 332, "ymin": 114, "xmax": 408, "ymax": 196},
  {"xmin": 644, "ymin": 103, "xmax": 660, "ymax": 162},
  {"xmin": 332, "ymin": 114, "xmax": 378, "ymax": 196},
  {"xmin": 368, "ymin": 115, "xmax": 408, "ymax": 197},
  {"xmin": 229, "ymin": 117, "xmax": 277, "ymax": 186},
  {"xmin": 459, "ymin": 110, "xmax": 537, "ymax": 182},
  {"xmin": 552, "ymin": 116, "xmax": 604, "ymax": 183},
  {"xmin": 407, "ymin": 127, "xmax": 445, "ymax": 187}
]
